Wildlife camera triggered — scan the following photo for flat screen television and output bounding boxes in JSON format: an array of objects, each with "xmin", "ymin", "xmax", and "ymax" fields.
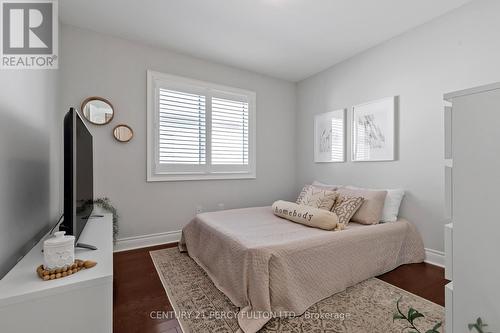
[{"xmin": 61, "ymin": 108, "xmax": 94, "ymax": 242}]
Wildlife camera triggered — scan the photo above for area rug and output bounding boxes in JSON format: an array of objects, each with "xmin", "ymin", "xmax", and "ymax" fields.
[{"xmin": 150, "ymin": 248, "xmax": 444, "ymax": 333}]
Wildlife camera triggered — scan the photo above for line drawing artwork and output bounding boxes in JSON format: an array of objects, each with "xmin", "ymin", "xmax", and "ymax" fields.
[
  {"xmin": 319, "ymin": 126, "xmax": 332, "ymax": 153},
  {"xmin": 352, "ymin": 96, "xmax": 395, "ymax": 162},
  {"xmin": 314, "ymin": 109, "xmax": 345, "ymax": 162},
  {"xmin": 358, "ymin": 114, "xmax": 386, "ymax": 149}
]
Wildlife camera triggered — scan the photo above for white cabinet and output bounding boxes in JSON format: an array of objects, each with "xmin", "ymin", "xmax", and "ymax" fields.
[
  {"xmin": 444, "ymin": 83, "xmax": 500, "ymax": 333},
  {"xmin": 0, "ymin": 212, "xmax": 113, "ymax": 333}
]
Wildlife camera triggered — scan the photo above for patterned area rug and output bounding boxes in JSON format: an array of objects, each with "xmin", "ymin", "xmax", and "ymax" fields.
[{"xmin": 150, "ymin": 248, "xmax": 444, "ymax": 333}]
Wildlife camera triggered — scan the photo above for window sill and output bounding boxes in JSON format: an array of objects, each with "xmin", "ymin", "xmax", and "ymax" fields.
[{"xmin": 146, "ymin": 172, "xmax": 256, "ymax": 182}]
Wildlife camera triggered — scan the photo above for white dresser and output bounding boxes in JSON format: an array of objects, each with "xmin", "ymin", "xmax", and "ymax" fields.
[
  {"xmin": 0, "ymin": 212, "xmax": 113, "ymax": 333},
  {"xmin": 444, "ymin": 83, "xmax": 500, "ymax": 332}
]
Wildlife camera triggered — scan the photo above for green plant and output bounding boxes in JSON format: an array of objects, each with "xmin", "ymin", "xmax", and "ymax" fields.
[
  {"xmin": 393, "ymin": 297, "xmax": 442, "ymax": 333},
  {"xmin": 93, "ymin": 198, "xmax": 119, "ymax": 242},
  {"xmin": 394, "ymin": 298, "xmax": 493, "ymax": 333},
  {"xmin": 469, "ymin": 318, "xmax": 491, "ymax": 333}
]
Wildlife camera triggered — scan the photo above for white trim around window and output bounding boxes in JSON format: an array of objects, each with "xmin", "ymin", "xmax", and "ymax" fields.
[{"xmin": 147, "ymin": 70, "xmax": 257, "ymax": 182}]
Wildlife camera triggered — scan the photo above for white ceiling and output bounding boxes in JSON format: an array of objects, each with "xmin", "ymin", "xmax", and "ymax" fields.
[{"xmin": 60, "ymin": 0, "xmax": 472, "ymax": 82}]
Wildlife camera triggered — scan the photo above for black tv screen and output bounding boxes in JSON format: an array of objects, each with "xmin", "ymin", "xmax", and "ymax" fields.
[{"xmin": 62, "ymin": 108, "xmax": 93, "ymax": 241}]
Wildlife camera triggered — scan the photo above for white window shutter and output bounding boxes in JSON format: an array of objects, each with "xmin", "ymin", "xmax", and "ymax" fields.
[
  {"xmin": 158, "ymin": 88, "xmax": 206, "ymax": 165},
  {"xmin": 211, "ymin": 97, "xmax": 249, "ymax": 165}
]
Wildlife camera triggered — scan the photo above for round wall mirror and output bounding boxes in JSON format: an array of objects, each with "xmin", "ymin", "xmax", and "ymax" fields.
[
  {"xmin": 113, "ymin": 124, "xmax": 134, "ymax": 143},
  {"xmin": 81, "ymin": 97, "xmax": 114, "ymax": 125}
]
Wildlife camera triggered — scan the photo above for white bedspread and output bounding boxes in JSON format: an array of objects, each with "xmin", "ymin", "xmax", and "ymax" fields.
[{"xmin": 179, "ymin": 206, "xmax": 425, "ymax": 333}]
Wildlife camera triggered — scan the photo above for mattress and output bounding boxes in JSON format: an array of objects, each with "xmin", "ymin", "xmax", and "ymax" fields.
[{"xmin": 179, "ymin": 206, "xmax": 425, "ymax": 333}]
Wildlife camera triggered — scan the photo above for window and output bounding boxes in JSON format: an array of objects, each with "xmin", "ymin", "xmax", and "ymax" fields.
[{"xmin": 147, "ymin": 71, "xmax": 256, "ymax": 181}]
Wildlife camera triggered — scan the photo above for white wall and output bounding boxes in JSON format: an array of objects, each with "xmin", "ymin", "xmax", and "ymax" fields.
[
  {"xmin": 0, "ymin": 63, "xmax": 60, "ymax": 278},
  {"xmin": 296, "ymin": 0, "xmax": 500, "ymax": 252},
  {"xmin": 60, "ymin": 25, "xmax": 297, "ymax": 240}
]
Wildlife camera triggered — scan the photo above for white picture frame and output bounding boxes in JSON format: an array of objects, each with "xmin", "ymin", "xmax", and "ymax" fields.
[
  {"xmin": 314, "ymin": 109, "xmax": 346, "ymax": 163},
  {"xmin": 352, "ymin": 96, "xmax": 396, "ymax": 162}
]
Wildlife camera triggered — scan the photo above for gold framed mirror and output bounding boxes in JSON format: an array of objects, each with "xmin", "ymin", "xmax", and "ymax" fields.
[
  {"xmin": 81, "ymin": 97, "xmax": 114, "ymax": 125},
  {"xmin": 113, "ymin": 124, "xmax": 134, "ymax": 143}
]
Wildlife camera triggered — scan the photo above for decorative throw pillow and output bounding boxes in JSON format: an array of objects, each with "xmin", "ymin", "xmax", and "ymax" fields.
[
  {"xmin": 272, "ymin": 200, "xmax": 338, "ymax": 230},
  {"xmin": 332, "ymin": 195, "xmax": 364, "ymax": 226},
  {"xmin": 295, "ymin": 185, "xmax": 311, "ymax": 204},
  {"xmin": 296, "ymin": 185, "xmax": 338, "ymax": 211},
  {"xmin": 336, "ymin": 188, "xmax": 387, "ymax": 225}
]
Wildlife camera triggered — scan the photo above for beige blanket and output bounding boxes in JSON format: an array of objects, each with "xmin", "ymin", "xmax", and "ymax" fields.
[{"xmin": 179, "ymin": 206, "xmax": 425, "ymax": 333}]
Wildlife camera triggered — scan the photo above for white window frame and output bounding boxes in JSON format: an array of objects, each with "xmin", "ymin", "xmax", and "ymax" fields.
[{"xmin": 147, "ymin": 70, "xmax": 256, "ymax": 182}]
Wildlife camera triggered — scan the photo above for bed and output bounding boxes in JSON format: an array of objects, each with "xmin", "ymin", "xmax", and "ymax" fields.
[{"xmin": 179, "ymin": 206, "xmax": 425, "ymax": 333}]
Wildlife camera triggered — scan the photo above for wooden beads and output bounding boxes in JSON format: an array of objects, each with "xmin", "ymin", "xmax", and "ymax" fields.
[{"xmin": 36, "ymin": 259, "xmax": 97, "ymax": 281}]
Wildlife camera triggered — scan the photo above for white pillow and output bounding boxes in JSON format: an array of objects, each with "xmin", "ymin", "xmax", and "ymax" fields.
[{"xmin": 346, "ymin": 186, "xmax": 405, "ymax": 222}]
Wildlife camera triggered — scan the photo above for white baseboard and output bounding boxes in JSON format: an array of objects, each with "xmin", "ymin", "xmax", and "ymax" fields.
[
  {"xmin": 114, "ymin": 230, "xmax": 182, "ymax": 252},
  {"xmin": 424, "ymin": 248, "xmax": 445, "ymax": 268}
]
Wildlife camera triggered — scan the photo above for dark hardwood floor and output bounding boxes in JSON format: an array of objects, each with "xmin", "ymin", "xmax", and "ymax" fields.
[
  {"xmin": 378, "ymin": 262, "xmax": 448, "ymax": 306},
  {"xmin": 114, "ymin": 243, "xmax": 181, "ymax": 333},
  {"xmin": 114, "ymin": 243, "xmax": 447, "ymax": 333}
]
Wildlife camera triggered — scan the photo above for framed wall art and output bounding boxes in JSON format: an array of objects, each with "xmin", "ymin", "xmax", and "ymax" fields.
[
  {"xmin": 352, "ymin": 96, "xmax": 396, "ymax": 162},
  {"xmin": 314, "ymin": 109, "xmax": 346, "ymax": 163}
]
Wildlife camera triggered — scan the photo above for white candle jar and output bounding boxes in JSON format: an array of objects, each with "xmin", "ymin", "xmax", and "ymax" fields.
[{"xmin": 43, "ymin": 231, "xmax": 75, "ymax": 270}]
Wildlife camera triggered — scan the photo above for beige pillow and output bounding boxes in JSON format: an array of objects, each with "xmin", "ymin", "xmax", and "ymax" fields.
[
  {"xmin": 296, "ymin": 185, "xmax": 338, "ymax": 211},
  {"xmin": 332, "ymin": 195, "xmax": 364, "ymax": 226},
  {"xmin": 272, "ymin": 200, "xmax": 338, "ymax": 230},
  {"xmin": 336, "ymin": 188, "xmax": 387, "ymax": 225}
]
